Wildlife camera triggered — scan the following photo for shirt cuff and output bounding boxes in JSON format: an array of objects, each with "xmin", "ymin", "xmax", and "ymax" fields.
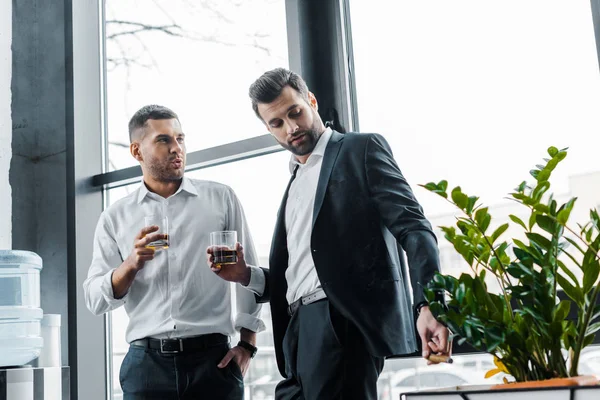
[
  {"xmin": 101, "ymin": 269, "xmax": 128, "ymax": 307},
  {"xmin": 242, "ymin": 265, "xmax": 265, "ymax": 296},
  {"xmin": 234, "ymin": 313, "xmax": 266, "ymax": 333}
]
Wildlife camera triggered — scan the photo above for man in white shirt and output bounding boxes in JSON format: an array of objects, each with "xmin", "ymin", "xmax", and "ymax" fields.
[
  {"xmin": 84, "ymin": 105, "xmax": 263, "ymax": 400},
  {"xmin": 208, "ymin": 69, "xmax": 451, "ymax": 399}
]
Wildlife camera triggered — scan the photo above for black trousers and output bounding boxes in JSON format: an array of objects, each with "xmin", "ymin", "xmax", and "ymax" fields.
[
  {"xmin": 119, "ymin": 342, "xmax": 244, "ymax": 400},
  {"xmin": 275, "ymin": 299, "xmax": 385, "ymax": 400}
]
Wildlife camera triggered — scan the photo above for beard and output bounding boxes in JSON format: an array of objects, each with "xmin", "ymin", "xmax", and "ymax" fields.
[
  {"xmin": 145, "ymin": 155, "xmax": 185, "ymax": 182},
  {"xmin": 281, "ymin": 127, "xmax": 322, "ymax": 157}
]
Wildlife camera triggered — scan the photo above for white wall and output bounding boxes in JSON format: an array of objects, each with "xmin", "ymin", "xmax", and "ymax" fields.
[{"xmin": 0, "ymin": 0, "xmax": 12, "ymax": 249}]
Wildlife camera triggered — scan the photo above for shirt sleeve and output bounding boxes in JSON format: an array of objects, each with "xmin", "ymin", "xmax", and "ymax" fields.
[
  {"xmin": 83, "ymin": 212, "xmax": 129, "ymax": 315},
  {"xmin": 244, "ymin": 264, "xmax": 266, "ymax": 296},
  {"xmin": 226, "ymin": 188, "xmax": 266, "ymax": 333}
]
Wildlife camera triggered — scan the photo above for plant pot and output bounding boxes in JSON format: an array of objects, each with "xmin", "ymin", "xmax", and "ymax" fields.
[
  {"xmin": 401, "ymin": 376, "xmax": 600, "ymax": 400},
  {"xmin": 491, "ymin": 375, "xmax": 598, "ymax": 390}
]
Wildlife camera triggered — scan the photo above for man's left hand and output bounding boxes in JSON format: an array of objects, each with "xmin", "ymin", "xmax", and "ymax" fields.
[
  {"xmin": 416, "ymin": 306, "xmax": 452, "ymax": 364},
  {"xmin": 217, "ymin": 345, "xmax": 252, "ymax": 376}
]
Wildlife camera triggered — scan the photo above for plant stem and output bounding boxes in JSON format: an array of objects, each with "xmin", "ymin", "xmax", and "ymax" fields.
[{"xmin": 570, "ymin": 281, "xmax": 600, "ymax": 376}]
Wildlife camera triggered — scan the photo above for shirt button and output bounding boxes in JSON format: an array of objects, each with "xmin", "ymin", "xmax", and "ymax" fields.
[{"xmin": 312, "ymin": 249, "xmax": 317, "ymax": 253}]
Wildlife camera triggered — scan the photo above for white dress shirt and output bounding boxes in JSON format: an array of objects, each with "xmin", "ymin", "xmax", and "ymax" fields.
[
  {"xmin": 284, "ymin": 128, "xmax": 333, "ymax": 303},
  {"xmin": 83, "ymin": 176, "xmax": 265, "ymax": 343}
]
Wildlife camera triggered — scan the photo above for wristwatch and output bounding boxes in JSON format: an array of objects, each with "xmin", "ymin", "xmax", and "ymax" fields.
[
  {"xmin": 415, "ymin": 301, "xmax": 429, "ymax": 316},
  {"xmin": 237, "ymin": 340, "xmax": 258, "ymax": 358}
]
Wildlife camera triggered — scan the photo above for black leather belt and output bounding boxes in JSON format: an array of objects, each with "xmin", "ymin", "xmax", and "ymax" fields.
[
  {"xmin": 288, "ymin": 288, "xmax": 327, "ymax": 316},
  {"xmin": 130, "ymin": 333, "xmax": 229, "ymax": 354}
]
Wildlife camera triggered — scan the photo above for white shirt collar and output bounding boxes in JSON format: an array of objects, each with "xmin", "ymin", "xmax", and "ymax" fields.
[
  {"xmin": 288, "ymin": 127, "xmax": 333, "ymax": 174},
  {"xmin": 136, "ymin": 175, "xmax": 199, "ymax": 204}
]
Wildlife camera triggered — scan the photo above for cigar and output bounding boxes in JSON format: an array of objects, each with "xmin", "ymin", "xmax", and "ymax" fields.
[{"xmin": 428, "ymin": 354, "xmax": 453, "ymax": 364}]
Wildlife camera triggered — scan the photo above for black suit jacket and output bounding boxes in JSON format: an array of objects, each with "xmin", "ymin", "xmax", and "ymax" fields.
[{"xmin": 258, "ymin": 131, "xmax": 441, "ymax": 376}]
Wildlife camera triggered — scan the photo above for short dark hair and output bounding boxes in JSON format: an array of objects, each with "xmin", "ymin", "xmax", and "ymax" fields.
[
  {"xmin": 128, "ymin": 104, "xmax": 179, "ymax": 142},
  {"xmin": 248, "ymin": 68, "xmax": 310, "ymax": 120}
]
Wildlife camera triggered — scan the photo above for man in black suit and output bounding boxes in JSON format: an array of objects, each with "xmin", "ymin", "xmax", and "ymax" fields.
[{"xmin": 207, "ymin": 68, "xmax": 450, "ymax": 399}]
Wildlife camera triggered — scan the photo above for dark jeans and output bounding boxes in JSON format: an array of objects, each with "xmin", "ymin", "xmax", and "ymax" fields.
[
  {"xmin": 119, "ymin": 342, "xmax": 244, "ymax": 400},
  {"xmin": 275, "ymin": 299, "xmax": 385, "ymax": 400}
]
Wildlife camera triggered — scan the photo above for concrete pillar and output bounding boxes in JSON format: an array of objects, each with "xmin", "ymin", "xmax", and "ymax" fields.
[
  {"xmin": 11, "ymin": 0, "xmax": 69, "ymax": 366},
  {"xmin": 0, "ymin": 0, "xmax": 11, "ymax": 249}
]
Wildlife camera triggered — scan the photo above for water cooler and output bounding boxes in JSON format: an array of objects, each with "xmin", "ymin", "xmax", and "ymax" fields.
[{"xmin": 0, "ymin": 250, "xmax": 70, "ymax": 400}]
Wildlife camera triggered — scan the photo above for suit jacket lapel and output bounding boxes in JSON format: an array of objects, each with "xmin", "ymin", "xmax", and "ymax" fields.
[
  {"xmin": 312, "ymin": 131, "xmax": 344, "ymax": 228},
  {"xmin": 269, "ymin": 165, "xmax": 298, "ymax": 275}
]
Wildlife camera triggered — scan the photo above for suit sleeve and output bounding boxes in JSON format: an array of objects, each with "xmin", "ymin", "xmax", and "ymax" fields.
[
  {"xmin": 364, "ymin": 133, "xmax": 442, "ymax": 306},
  {"xmin": 253, "ymin": 267, "xmax": 271, "ymax": 303},
  {"xmin": 226, "ymin": 187, "xmax": 266, "ymax": 333}
]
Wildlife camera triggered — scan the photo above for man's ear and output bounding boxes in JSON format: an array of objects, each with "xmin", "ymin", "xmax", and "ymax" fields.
[
  {"xmin": 308, "ymin": 91, "xmax": 318, "ymax": 112},
  {"xmin": 131, "ymin": 142, "xmax": 143, "ymax": 162}
]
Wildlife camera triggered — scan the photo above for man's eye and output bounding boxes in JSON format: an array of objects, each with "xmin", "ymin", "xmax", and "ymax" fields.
[
  {"xmin": 290, "ymin": 110, "xmax": 302, "ymax": 117},
  {"xmin": 177, "ymin": 137, "xmax": 185, "ymax": 143},
  {"xmin": 270, "ymin": 121, "xmax": 283, "ymax": 128}
]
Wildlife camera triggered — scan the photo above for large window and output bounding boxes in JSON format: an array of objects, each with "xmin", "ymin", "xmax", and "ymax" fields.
[
  {"xmin": 349, "ymin": 0, "xmax": 600, "ymax": 396},
  {"xmin": 104, "ymin": 0, "xmax": 288, "ymax": 170}
]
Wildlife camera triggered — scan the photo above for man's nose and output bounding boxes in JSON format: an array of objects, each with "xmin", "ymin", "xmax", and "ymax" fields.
[
  {"xmin": 286, "ymin": 121, "xmax": 299, "ymax": 136},
  {"xmin": 170, "ymin": 140, "xmax": 184, "ymax": 154}
]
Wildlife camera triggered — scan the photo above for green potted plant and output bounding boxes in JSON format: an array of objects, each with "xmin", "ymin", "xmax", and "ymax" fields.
[{"xmin": 419, "ymin": 146, "xmax": 600, "ymax": 391}]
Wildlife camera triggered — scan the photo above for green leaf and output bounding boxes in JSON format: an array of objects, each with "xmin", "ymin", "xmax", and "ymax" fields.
[
  {"xmin": 521, "ymin": 305, "xmax": 544, "ymax": 321},
  {"xmin": 525, "ymin": 232, "xmax": 552, "ymax": 249},
  {"xmin": 553, "ymin": 300, "xmax": 571, "ymax": 322},
  {"xmin": 484, "ymin": 328, "xmax": 504, "ymax": 352},
  {"xmin": 438, "ymin": 180, "xmax": 448, "ymax": 192},
  {"xmin": 481, "ymin": 214, "xmax": 492, "ymax": 233},
  {"xmin": 586, "ymin": 322, "xmax": 600, "ymax": 336},
  {"xmin": 420, "ymin": 182, "xmax": 438, "ymax": 191},
  {"xmin": 536, "ymin": 215, "xmax": 556, "ymax": 234},
  {"xmin": 479, "ymin": 248, "xmax": 491, "ymax": 264},
  {"xmin": 550, "ymin": 321, "xmax": 563, "ymax": 337},
  {"xmin": 557, "ymin": 151, "xmax": 567, "ymax": 161},
  {"xmin": 556, "ymin": 273, "xmax": 584, "ymax": 306},
  {"xmin": 475, "ymin": 208, "xmax": 489, "ymax": 229},
  {"xmin": 583, "ymin": 260, "xmax": 600, "ymax": 294},
  {"xmin": 509, "ymin": 215, "xmax": 527, "ymax": 230},
  {"xmin": 557, "ymin": 260, "xmax": 580, "ymax": 288},
  {"xmin": 557, "ymin": 209, "xmax": 571, "ymax": 225},
  {"xmin": 451, "ymin": 187, "xmax": 469, "ymax": 210},
  {"xmin": 565, "ymin": 238, "xmax": 586, "ymax": 256},
  {"xmin": 584, "ymin": 333, "xmax": 596, "ymax": 347},
  {"xmin": 532, "ymin": 181, "xmax": 550, "ymax": 201},
  {"xmin": 529, "ymin": 212, "xmax": 538, "ymax": 230},
  {"xmin": 419, "ymin": 182, "xmax": 448, "ymax": 198},
  {"xmin": 491, "ymin": 223, "xmax": 509, "ymax": 243},
  {"xmin": 466, "ymin": 196, "xmax": 478, "ymax": 215},
  {"xmin": 533, "ymin": 203, "xmax": 550, "ymax": 214},
  {"xmin": 591, "ymin": 305, "xmax": 600, "ymax": 322}
]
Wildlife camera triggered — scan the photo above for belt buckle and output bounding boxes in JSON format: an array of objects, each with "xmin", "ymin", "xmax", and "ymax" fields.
[{"xmin": 160, "ymin": 339, "xmax": 183, "ymax": 354}]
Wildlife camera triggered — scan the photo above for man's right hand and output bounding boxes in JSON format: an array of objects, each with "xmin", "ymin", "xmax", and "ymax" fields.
[
  {"xmin": 124, "ymin": 225, "xmax": 166, "ymax": 272},
  {"xmin": 206, "ymin": 242, "xmax": 251, "ymax": 286},
  {"xmin": 111, "ymin": 226, "xmax": 166, "ymax": 299}
]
